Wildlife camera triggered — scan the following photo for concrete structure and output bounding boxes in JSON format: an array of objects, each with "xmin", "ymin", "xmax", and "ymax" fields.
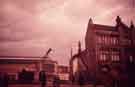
[
  {"xmin": 70, "ymin": 16, "xmax": 135, "ymax": 86},
  {"xmin": 0, "ymin": 56, "xmax": 58, "ymax": 81}
]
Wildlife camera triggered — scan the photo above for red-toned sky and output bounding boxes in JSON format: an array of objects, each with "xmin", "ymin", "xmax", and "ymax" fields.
[{"xmin": 0, "ymin": 0, "xmax": 135, "ymax": 65}]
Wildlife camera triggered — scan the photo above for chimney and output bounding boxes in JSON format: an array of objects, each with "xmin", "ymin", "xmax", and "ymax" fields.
[
  {"xmin": 130, "ymin": 21, "xmax": 134, "ymax": 29},
  {"xmin": 116, "ymin": 16, "xmax": 122, "ymax": 26}
]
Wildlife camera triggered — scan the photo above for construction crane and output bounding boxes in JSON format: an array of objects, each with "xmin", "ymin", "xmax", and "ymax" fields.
[
  {"xmin": 39, "ymin": 48, "xmax": 52, "ymax": 71},
  {"xmin": 43, "ymin": 48, "xmax": 52, "ymax": 58}
]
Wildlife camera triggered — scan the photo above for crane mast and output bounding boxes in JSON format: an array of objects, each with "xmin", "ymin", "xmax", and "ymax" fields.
[{"xmin": 40, "ymin": 48, "xmax": 52, "ymax": 71}]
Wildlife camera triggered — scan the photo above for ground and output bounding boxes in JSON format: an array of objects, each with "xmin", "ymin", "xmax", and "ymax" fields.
[{"xmin": 9, "ymin": 84, "xmax": 99, "ymax": 87}]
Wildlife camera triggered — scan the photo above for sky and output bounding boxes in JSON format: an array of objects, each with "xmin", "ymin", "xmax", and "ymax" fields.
[{"xmin": 0, "ymin": 0, "xmax": 135, "ymax": 65}]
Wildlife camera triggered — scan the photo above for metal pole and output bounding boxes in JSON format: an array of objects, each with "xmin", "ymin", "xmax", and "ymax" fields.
[
  {"xmin": 132, "ymin": 0, "xmax": 135, "ymax": 24},
  {"xmin": 131, "ymin": 0, "xmax": 135, "ymax": 11},
  {"xmin": 133, "ymin": 0, "xmax": 134, "ymax": 8}
]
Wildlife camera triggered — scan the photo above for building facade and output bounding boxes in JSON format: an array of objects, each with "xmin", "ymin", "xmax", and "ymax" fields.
[
  {"xmin": 70, "ymin": 16, "xmax": 135, "ymax": 86},
  {"xmin": 57, "ymin": 65, "xmax": 69, "ymax": 80},
  {"xmin": 0, "ymin": 57, "xmax": 58, "ymax": 81}
]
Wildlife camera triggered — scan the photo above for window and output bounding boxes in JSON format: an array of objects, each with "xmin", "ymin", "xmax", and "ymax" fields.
[
  {"xmin": 105, "ymin": 36, "xmax": 110, "ymax": 45},
  {"xmin": 97, "ymin": 35, "xmax": 110, "ymax": 45},
  {"xmin": 110, "ymin": 37, "xmax": 119, "ymax": 45},
  {"xmin": 111, "ymin": 54, "xmax": 120, "ymax": 62},
  {"xmin": 100, "ymin": 54, "xmax": 106, "ymax": 61},
  {"xmin": 97, "ymin": 36, "xmax": 102, "ymax": 44},
  {"xmin": 129, "ymin": 56, "xmax": 133, "ymax": 63},
  {"xmin": 104, "ymin": 36, "xmax": 107, "ymax": 44},
  {"xmin": 102, "ymin": 35, "xmax": 105, "ymax": 44},
  {"xmin": 43, "ymin": 64, "xmax": 55, "ymax": 73},
  {"xmin": 113, "ymin": 37, "xmax": 116, "ymax": 44}
]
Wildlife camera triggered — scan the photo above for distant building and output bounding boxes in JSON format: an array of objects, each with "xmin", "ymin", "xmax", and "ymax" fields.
[
  {"xmin": 57, "ymin": 65, "xmax": 69, "ymax": 80},
  {"xmin": 70, "ymin": 16, "xmax": 135, "ymax": 86},
  {"xmin": 0, "ymin": 57, "xmax": 58, "ymax": 81}
]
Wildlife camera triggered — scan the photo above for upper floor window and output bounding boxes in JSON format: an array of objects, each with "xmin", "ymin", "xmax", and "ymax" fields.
[
  {"xmin": 111, "ymin": 55, "xmax": 120, "ymax": 62},
  {"xmin": 111, "ymin": 37, "xmax": 119, "ymax": 45},
  {"xmin": 97, "ymin": 36, "xmax": 102, "ymax": 44},
  {"xmin": 100, "ymin": 54, "xmax": 107, "ymax": 61},
  {"xmin": 121, "ymin": 39, "xmax": 131, "ymax": 45},
  {"xmin": 97, "ymin": 35, "xmax": 119, "ymax": 45}
]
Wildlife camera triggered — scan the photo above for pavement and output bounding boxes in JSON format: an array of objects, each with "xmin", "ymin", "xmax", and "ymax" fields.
[
  {"xmin": 9, "ymin": 84, "xmax": 104, "ymax": 87},
  {"xmin": 8, "ymin": 80, "xmax": 104, "ymax": 87}
]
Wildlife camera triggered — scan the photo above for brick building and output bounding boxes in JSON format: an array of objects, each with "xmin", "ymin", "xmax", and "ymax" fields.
[{"xmin": 70, "ymin": 16, "xmax": 135, "ymax": 86}]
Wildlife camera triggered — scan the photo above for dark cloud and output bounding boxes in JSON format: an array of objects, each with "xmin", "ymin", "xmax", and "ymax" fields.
[{"xmin": 0, "ymin": 0, "xmax": 134, "ymax": 65}]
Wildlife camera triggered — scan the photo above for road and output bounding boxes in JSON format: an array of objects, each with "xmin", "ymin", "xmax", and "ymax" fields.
[
  {"xmin": 8, "ymin": 80, "xmax": 104, "ymax": 87},
  {"xmin": 9, "ymin": 84, "xmax": 96, "ymax": 87}
]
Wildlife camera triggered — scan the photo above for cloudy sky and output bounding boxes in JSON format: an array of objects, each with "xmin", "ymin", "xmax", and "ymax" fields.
[{"xmin": 0, "ymin": 0, "xmax": 135, "ymax": 65}]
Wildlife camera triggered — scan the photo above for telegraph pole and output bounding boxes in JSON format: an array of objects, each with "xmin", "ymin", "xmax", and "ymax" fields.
[
  {"xmin": 133, "ymin": 0, "xmax": 135, "ymax": 8},
  {"xmin": 132, "ymin": 0, "xmax": 135, "ymax": 21},
  {"xmin": 131, "ymin": 0, "xmax": 135, "ymax": 12}
]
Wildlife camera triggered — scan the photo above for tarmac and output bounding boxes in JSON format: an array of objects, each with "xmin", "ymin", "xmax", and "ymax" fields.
[
  {"xmin": 9, "ymin": 84, "xmax": 99, "ymax": 87},
  {"xmin": 8, "ymin": 83, "xmax": 105, "ymax": 87}
]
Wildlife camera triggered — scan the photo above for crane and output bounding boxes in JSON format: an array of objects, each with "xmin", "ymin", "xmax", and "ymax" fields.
[{"xmin": 43, "ymin": 48, "xmax": 52, "ymax": 58}]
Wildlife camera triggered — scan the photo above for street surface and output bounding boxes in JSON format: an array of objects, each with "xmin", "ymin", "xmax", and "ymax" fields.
[
  {"xmin": 9, "ymin": 84, "xmax": 105, "ymax": 87},
  {"xmin": 9, "ymin": 84, "xmax": 100, "ymax": 87},
  {"xmin": 8, "ymin": 80, "xmax": 104, "ymax": 87}
]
